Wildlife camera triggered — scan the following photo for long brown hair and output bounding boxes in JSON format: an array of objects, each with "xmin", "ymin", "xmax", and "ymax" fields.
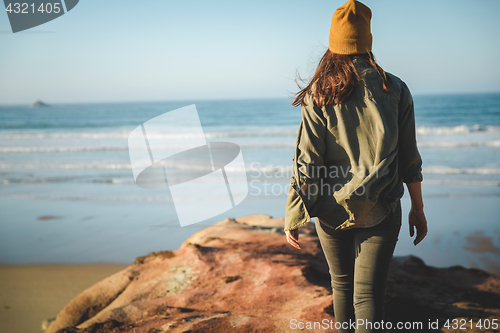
[{"xmin": 292, "ymin": 50, "xmax": 391, "ymax": 107}]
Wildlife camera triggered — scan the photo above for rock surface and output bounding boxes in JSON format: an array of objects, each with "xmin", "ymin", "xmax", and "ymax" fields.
[{"xmin": 42, "ymin": 215, "xmax": 500, "ymax": 333}]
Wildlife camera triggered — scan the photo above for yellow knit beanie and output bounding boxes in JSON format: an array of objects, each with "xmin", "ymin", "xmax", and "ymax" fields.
[{"xmin": 329, "ymin": 0, "xmax": 372, "ymax": 55}]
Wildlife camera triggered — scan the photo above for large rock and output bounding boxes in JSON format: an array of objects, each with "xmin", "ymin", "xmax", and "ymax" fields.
[
  {"xmin": 42, "ymin": 215, "xmax": 500, "ymax": 333},
  {"xmin": 32, "ymin": 100, "xmax": 50, "ymax": 108}
]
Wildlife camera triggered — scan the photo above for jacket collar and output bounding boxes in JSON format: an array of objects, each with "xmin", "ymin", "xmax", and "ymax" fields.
[{"xmin": 353, "ymin": 57, "xmax": 371, "ymax": 69}]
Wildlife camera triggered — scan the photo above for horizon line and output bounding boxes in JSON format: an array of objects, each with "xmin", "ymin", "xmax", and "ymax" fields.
[{"xmin": 1, "ymin": 91, "xmax": 500, "ymax": 107}]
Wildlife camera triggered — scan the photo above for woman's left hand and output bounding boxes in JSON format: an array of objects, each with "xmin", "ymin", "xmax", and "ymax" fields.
[{"xmin": 285, "ymin": 229, "xmax": 301, "ymax": 249}]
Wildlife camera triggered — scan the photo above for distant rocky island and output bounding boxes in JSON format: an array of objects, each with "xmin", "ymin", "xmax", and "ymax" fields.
[
  {"xmin": 32, "ymin": 100, "xmax": 50, "ymax": 108},
  {"xmin": 41, "ymin": 215, "xmax": 500, "ymax": 333}
]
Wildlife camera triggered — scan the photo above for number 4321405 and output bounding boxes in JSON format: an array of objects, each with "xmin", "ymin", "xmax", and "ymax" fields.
[
  {"xmin": 6, "ymin": 3, "xmax": 62, "ymax": 14},
  {"xmin": 444, "ymin": 318, "xmax": 498, "ymax": 330}
]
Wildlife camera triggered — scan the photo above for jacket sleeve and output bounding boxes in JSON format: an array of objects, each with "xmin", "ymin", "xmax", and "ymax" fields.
[
  {"xmin": 398, "ymin": 81, "xmax": 423, "ymax": 184},
  {"xmin": 284, "ymin": 93, "xmax": 327, "ymax": 231}
]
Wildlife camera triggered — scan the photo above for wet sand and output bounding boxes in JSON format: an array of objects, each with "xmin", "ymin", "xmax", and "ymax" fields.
[{"xmin": 0, "ymin": 262, "xmax": 131, "ymax": 333}]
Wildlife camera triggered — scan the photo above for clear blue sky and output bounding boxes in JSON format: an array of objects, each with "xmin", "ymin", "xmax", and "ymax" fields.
[{"xmin": 1, "ymin": 0, "xmax": 499, "ymax": 104}]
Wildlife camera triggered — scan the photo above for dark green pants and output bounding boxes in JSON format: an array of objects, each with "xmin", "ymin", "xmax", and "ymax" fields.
[{"xmin": 316, "ymin": 200, "xmax": 402, "ymax": 333}]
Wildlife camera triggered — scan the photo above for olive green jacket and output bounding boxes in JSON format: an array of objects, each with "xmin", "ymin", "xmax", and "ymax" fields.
[{"xmin": 284, "ymin": 58, "xmax": 423, "ymax": 231}]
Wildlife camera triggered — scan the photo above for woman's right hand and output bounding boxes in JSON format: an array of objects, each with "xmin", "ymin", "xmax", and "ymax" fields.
[
  {"xmin": 409, "ymin": 208, "xmax": 428, "ymax": 246},
  {"xmin": 285, "ymin": 229, "xmax": 301, "ymax": 249}
]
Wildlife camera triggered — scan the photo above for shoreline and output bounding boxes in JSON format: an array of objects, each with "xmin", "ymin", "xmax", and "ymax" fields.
[{"xmin": 0, "ymin": 262, "xmax": 131, "ymax": 333}]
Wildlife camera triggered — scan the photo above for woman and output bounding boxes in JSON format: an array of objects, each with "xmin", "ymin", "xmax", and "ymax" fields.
[{"xmin": 284, "ymin": 0, "xmax": 428, "ymax": 332}]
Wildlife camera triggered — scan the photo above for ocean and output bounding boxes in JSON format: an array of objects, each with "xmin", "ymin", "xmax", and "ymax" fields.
[{"xmin": 1, "ymin": 93, "xmax": 499, "ymax": 273}]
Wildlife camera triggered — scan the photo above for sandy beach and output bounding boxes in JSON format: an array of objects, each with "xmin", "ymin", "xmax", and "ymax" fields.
[{"xmin": 0, "ymin": 263, "xmax": 130, "ymax": 333}]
